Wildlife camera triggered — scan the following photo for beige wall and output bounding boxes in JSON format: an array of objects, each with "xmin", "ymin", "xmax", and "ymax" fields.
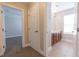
[{"xmin": 0, "ymin": 2, "xmax": 29, "ymax": 46}]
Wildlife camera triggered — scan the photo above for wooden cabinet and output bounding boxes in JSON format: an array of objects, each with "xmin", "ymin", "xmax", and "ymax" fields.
[{"xmin": 51, "ymin": 32, "xmax": 62, "ymax": 45}]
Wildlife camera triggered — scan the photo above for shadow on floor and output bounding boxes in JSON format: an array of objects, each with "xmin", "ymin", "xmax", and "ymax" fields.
[
  {"xmin": 1, "ymin": 36, "xmax": 43, "ymax": 57},
  {"xmin": 3, "ymin": 46, "xmax": 44, "ymax": 57}
]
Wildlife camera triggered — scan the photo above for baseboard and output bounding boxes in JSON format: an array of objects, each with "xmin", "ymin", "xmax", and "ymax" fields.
[
  {"xmin": 39, "ymin": 50, "xmax": 45, "ymax": 56},
  {"xmin": 6, "ymin": 35, "xmax": 22, "ymax": 39},
  {"xmin": 0, "ymin": 52, "xmax": 4, "ymax": 56},
  {"xmin": 44, "ymin": 46, "xmax": 52, "ymax": 57},
  {"xmin": 48, "ymin": 46, "xmax": 52, "ymax": 52},
  {"xmin": 23, "ymin": 44, "xmax": 45, "ymax": 56},
  {"xmin": 30, "ymin": 45, "xmax": 45, "ymax": 56},
  {"xmin": 23, "ymin": 43, "xmax": 30, "ymax": 48}
]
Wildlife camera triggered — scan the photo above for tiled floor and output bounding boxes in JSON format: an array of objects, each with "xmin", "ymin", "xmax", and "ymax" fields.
[{"xmin": 48, "ymin": 35, "xmax": 76, "ymax": 57}]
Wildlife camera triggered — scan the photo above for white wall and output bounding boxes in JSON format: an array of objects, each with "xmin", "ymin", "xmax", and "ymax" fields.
[
  {"xmin": 52, "ymin": 2, "xmax": 75, "ymax": 13},
  {"xmin": 44, "ymin": 3, "xmax": 52, "ymax": 56},
  {"xmin": 51, "ymin": 13, "xmax": 63, "ymax": 33},
  {"xmin": 51, "ymin": 8, "xmax": 75, "ymax": 33},
  {"xmin": 51, "ymin": 2, "xmax": 75, "ymax": 33},
  {"xmin": 3, "ymin": 6, "xmax": 22, "ymax": 38}
]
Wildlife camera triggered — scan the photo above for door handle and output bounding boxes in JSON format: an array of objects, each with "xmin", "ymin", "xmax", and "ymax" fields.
[
  {"xmin": 35, "ymin": 30, "xmax": 38, "ymax": 32},
  {"xmin": 2, "ymin": 28, "xmax": 6, "ymax": 32},
  {"xmin": 77, "ymin": 28, "xmax": 79, "ymax": 32}
]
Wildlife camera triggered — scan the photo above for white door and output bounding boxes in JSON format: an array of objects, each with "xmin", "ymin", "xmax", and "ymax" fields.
[
  {"xmin": 0, "ymin": 6, "xmax": 5, "ymax": 56},
  {"xmin": 28, "ymin": 4, "xmax": 40, "ymax": 52}
]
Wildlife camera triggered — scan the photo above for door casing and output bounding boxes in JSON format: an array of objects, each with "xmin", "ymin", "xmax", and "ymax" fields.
[{"xmin": 0, "ymin": 4, "xmax": 25, "ymax": 56}]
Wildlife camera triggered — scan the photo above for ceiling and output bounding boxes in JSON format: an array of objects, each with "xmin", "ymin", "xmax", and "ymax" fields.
[{"xmin": 51, "ymin": 2, "xmax": 75, "ymax": 13}]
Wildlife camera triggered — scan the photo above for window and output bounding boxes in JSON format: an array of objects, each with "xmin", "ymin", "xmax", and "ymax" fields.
[{"xmin": 64, "ymin": 14, "xmax": 75, "ymax": 34}]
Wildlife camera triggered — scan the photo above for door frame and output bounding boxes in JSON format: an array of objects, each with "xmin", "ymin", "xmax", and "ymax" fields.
[
  {"xmin": 1, "ymin": 4, "xmax": 25, "ymax": 52},
  {"xmin": 76, "ymin": 2, "xmax": 79, "ymax": 56}
]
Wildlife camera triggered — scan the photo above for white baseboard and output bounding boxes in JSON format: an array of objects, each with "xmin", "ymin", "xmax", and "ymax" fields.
[
  {"xmin": 48, "ymin": 46, "xmax": 52, "ymax": 52},
  {"xmin": 39, "ymin": 50, "xmax": 45, "ymax": 56},
  {"xmin": 6, "ymin": 35, "xmax": 22, "ymax": 38},
  {"xmin": 23, "ymin": 44, "xmax": 45, "ymax": 56},
  {"xmin": 23, "ymin": 43, "xmax": 30, "ymax": 48},
  {"xmin": 30, "ymin": 45, "xmax": 45, "ymax": 56},
  {"xmin": 44, "ymin": 46, "xmax": 53, "ymax": 57},
  {"xmin": 0, "ymin": 52, "xmax": 4, "ymax": 56}
]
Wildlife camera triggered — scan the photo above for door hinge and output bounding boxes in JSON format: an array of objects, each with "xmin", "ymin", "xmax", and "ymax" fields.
[
  {"xmin": 2, "ymin": 28, "xmax": 4, "ymax": 31},
  {"xmin": 1, "ymin": 10, "xmax": 3, "ymax": 14},
  {"xmin": 3, "ymin": 45, "xmax": 5, "ymax": 48}
]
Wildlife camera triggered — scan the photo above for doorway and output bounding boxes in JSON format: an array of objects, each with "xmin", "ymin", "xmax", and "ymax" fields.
[
  {"xmin": 28, "ymin": 3, "xmax": 41, "ymax": 53},
  {"xmin": 2, "ymin": 5, "xmax": 23, "ymax": 55},
  {"xmin": 48, "ymin": 2, "xmax": 77, "ymax": 57},
  {"xmin": 63, "ymin": 13, "xmax": 76, "ymax": 42}
]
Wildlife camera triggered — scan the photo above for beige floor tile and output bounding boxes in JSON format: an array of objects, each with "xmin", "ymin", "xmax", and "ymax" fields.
[{"xmin": 48, "ymin": 36, "xmax": 76, "ymax": 57}]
